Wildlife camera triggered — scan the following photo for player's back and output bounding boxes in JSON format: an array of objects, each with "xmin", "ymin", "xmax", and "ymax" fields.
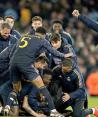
[{"xmin": 10, "ymin": 35, "xmax": 45, "ymax": 64}]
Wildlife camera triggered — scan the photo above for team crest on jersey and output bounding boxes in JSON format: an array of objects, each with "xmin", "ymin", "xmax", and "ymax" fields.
[{"xmin": 67, "ymin": 77, "xmax": 71, "ymax": 81}]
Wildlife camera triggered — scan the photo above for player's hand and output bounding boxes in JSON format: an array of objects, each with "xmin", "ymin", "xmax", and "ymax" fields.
[
  {"xmin": 36, "ymin": 113, "xmax": 47, "ymax": 117},
  {"xmin": 62, "ymin": 93, "xmax": 70, "ymax": 102},
  {"xmin": 64, "ymin": 53, "xmax": 73, "ymax": 58},
  {"xmin": 72, "ymin": 9, "xmax": 80, "ymax": 18}
]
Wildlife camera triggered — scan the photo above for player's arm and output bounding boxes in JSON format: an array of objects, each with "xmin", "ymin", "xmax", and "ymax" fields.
[
  {"xmin": 43, "ymin": 39, "xmax": 73, "ymax": 58},
  {"xmin": 69, "ymin": 69, "xmax": 86, "ymax": 100},
  {"xmin": 22, "ymin": 96, "xmax": 47, "ymax": 117},
  {"xmin": 72, "ymin": 9, "xmax": 98, "ymax": 32},
  {"xmin": 3, "ymin": 92, "xmax": 18, "ymax": 116}
]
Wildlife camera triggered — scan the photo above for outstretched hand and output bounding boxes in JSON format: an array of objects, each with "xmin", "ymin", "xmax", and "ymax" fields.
[{"xmin": 72, "ymin": 9, "xmax": 80, "ymax": 18}]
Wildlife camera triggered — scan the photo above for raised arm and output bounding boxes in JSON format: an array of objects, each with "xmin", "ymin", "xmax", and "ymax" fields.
[{"xmin": 72, "ymin": 9, "xmax": 98, "ymax": 32}]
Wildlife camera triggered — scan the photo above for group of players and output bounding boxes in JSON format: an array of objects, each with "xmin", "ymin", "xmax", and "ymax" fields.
[{"xmin": 0, "ymin": 9, "xmax": 98, "ymax": 117}]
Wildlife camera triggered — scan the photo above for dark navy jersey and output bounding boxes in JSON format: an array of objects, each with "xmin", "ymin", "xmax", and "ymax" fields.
[
  {"xmin": 10, "ymin": 35, "xmax": 65, "ymax": 65},
  {"xmin": 52, "ymin": 66, "xmax": 86, "ymax": 100},
  {"xmin": 60, "ymin": 31, "xmax": 74, "ymax": 46},
  {"xmin": 49, "ymin": 43, "xmax": 77, "ymax": 69},
  {"xmin": 28, "ymin": 27, "xmax": 35, "ymax": 35},
  {"xmin": 0, "ymin": 35, "xmax": 17, "ymax": 53},
  {"xmin": 11, "ymin": 29, "xmax": 21, "ymax": 40},
  {"xmin": 78, "ymin": 15, "xmax": 98, "ymax": 32}
]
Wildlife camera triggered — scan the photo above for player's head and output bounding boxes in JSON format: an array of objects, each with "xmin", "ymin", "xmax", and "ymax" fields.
[
  {"xmin": 62, "ymin": 58, "xmax": 73, "ymax": 73},
  {"xmin": 0, "ymin": 17, "xmax": 4, "ymax": 26},
  {"xmin": 50, "ymin": 33, "xmax": 62, "ymax": 49},
  {"xmin": 51, "ymin": 19, "xmax": 63, "ymax": 33},
  {"xmin": 34, "ymin": 55, "xmax": 49, "ymax": 69},
  {"xmin": 42, "ymin": 69, "xmax": 52, "ymax": 86},
  {"xmin": 0, "ymin": 22, "xmax": 11, "ymax": 39},
  {"xmin": 35, "ymin": 27, "xmax": 46, "ymax": 38},
  {"xmin": 32, "ymin": 16, "xmax": 43, "ymax": 31},
  {"xmin": 5, "ymin": 15, "xmax": 15, "ymax": 29}
]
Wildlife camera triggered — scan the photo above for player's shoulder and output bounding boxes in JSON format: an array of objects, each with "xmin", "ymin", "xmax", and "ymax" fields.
[
  {"xmin": 20, "ymin": 34, "xmax": 33, "ymax": 39},
  {"xmin": 62, "ymin": 31, "xmax": 71, "ymax": 37},
  {"xmin": 10, "ymin": 34, "xmax": 17, "ymax": 41}
]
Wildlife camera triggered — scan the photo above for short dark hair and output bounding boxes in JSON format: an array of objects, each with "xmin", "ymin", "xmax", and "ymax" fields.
[
  {"xmin": 32, "ymin": 16, "xmax": 42, "ymax": 22},
  {"xmin": 43, "ymin": 69, "xmax": 52, "ymax": 76},
  {"xmin": 50, "ymin": 33, "xmax": 61, "ymax": 42},
  {"xmin": 36, "ymin": 27, "xmax": 46, "ymax": 35},
  {"xmin": 62, "ymin": 58, "xmax": 73, "ymax": 68},
  {"xmin": 51, "ymin": 19, "xmax": 63, "ymax": 25},
  {"xmin": 1, "ymin": 22, "xmax": 11, "ymax": 30},
  {"xmin": 5, "ymin": 15, "xmax": 15, "ymax": 20},
  {"xmin": 35, "ymin": 55, "xmax": 49, "ymax": 64}
]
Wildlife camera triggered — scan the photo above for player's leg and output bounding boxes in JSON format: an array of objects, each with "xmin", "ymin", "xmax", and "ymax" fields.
[
  {"xmin": 82, "ymin": 108, "xmax": 98, "ymax": 117},
  {"xmin": 3, "ymin": 64, "xmax": 21, "ymax": 115},
  {"xmin": 72, "ymin": 99, "xmax": 85, "ymax": 117},
  {"xmin": 31, "ymin": 75, "xmax": 64, "ymax": 117},
  {"xmin": 9, "ymin": 99, "xmax": 19, "ymax": 116},
  {"xmin": 22, "ymin": 65, "xmax": 64, "ymax": 117}
]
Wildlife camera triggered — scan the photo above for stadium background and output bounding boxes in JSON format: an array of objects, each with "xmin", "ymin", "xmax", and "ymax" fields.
[{"xmin": 0, "ymin": 0, "xmax": 98, "ymax": 116}]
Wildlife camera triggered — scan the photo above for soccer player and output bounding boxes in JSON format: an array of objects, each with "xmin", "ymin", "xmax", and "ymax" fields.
[
  {"xmin": 72, "ymin": 9, "xmax": 98, "ymax": 117},
  {"xmin": 28, "ymin": 16, "xmax": 43, "ymax": 35},
  {"xmin": 0, "ymin": 22, "xmax": 17, "ymax": 53},
  {"xmin": 5, "ymin": 16, "xmax": 21, "ymax": 39},
  {"xmin": 49, "ymin": 33, "xmax": 76, "ymax": 69},
  {"xmin": 0, "ymin": 22, "xmax": 17, "ymax": 85},
  {"xmin": 52, "ymin": 58, "xmax": 86, "ymax": 117},
  {"xmin": 2, "ymin": 55, "xmax": 49, "ymax": 116},
  {"xmin": 27, "ymin": 69, "xmax": 53, "ymax": 116},
  {"xmin": 72, "ymin": 9, "xmax": 98, "ymax": 32},
  {"xmin": 9, "ymin": 27, "xmax": 69, "ymax": 117},
  {"xmin": 47, "ymin": 19, "xmax": 74, "ymax": 46}
]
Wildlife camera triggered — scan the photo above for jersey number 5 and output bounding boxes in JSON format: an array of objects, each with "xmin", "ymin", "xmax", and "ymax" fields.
[{"xmin": 19, "ymin": 36, "xmax": 31, "ymax": 48}]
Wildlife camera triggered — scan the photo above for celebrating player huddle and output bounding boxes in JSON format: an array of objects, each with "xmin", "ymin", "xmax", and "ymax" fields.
[{"xmin": 0, "ymin": 10, "xmax": 98, "ymax": 117}]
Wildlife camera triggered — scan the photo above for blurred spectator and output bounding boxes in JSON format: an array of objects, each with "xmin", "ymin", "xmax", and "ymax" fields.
[
  {"xmin": 86, "ymin": 70, "xmax": 98, "ymax": 96},
  {"xmin": 0, "ymin": 0, "xmax": 98, "ymax": 95}
]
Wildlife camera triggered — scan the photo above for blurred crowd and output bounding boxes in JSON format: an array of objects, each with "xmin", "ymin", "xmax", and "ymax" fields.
[{"xmin": 0, "ymin": 0, "xmax": 98, "ymax": 82}]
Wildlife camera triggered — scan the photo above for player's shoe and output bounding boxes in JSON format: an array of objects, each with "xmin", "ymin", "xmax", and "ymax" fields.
[
  {"xmin": 92, "ymin": 108, "xmax": 98, "ymax": 117},
  {"xmin": 50, "ymin": 110, "xmax": 64, "ymax": 117}
]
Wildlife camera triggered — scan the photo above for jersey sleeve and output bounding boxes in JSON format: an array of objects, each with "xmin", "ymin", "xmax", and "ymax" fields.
[
  {"xmin": 78, "ymin": 15, "xmax": 98, "ymax": 32},
  {"xmin": 42, "ymin": 39, "xmax": 65, "ymax": 58}
]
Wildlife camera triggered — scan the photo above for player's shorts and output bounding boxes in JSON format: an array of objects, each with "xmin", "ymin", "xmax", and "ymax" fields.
[{"xmin": 10, "ymin": 62, "xmax": 39, "ymax": 83}]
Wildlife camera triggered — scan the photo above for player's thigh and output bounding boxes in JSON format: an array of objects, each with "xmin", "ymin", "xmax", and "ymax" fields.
[
  {"xmin": 10, "ymin": 64, "xmax": 21, "ymax": 83},
  {"xmin": 20, "ymin": 65, "xmax": 45, "ymax": 88}
]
